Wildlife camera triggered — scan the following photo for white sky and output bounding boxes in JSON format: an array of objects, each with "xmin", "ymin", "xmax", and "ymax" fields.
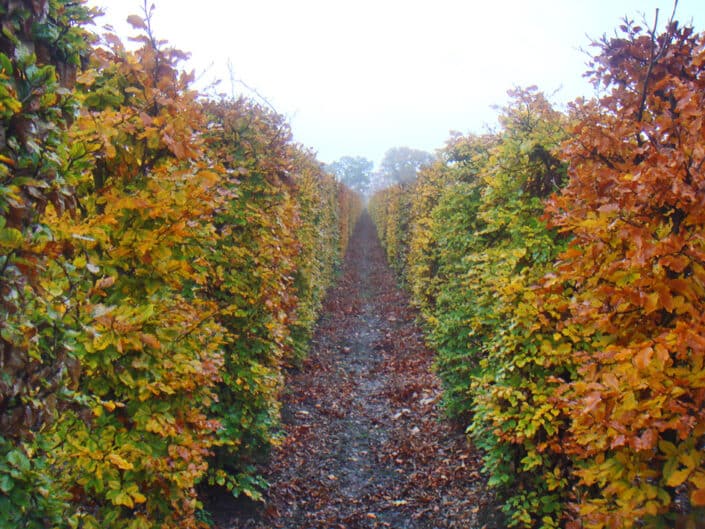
[{"xmin": 87, "ymin": 1, "xmax": 702, "ymax": 167}]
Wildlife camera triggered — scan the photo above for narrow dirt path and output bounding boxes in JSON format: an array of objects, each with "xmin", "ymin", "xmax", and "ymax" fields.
[{"xmin": 211, "ymin": 213, "xmax": 500, "ymax": 529}]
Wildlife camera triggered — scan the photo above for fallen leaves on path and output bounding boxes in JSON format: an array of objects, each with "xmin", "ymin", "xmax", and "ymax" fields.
[{"xmin": 207, "ymin": 214, "xmax": 503, "ymax": 528}]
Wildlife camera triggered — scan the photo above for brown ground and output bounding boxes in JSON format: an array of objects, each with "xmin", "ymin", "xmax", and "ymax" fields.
[{"xmin": 208, "ymin": 212, "xmax": 503, "ymax": 529}]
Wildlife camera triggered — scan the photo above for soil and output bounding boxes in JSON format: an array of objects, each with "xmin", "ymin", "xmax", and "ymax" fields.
[{"xmin": 207, "ymin": 212, "xmax": 504, "ymax": 529}]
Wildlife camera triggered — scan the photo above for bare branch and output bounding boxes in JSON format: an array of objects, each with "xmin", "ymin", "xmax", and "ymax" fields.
[{"xmin": 635, "ymin": 8, "xmax": 659, "ymax": 124}]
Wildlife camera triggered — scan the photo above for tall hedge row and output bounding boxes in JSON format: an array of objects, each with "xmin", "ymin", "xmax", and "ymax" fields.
[
  {"xmin": 370, "ymin": 19, "xmax": 705, "ymax": 529},
  {"xmin": 0, "ymin": 3, "xmax": 360, "ymax": 529}
]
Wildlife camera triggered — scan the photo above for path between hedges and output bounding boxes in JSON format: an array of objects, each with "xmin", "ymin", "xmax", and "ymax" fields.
[{"xmin": 209, "ymin": 212, "xmax": 500, "ymax": 529}]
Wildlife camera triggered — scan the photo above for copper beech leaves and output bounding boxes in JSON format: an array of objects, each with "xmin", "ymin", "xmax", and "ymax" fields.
[
  {"xmin": 544, "ymin": 18, "xmax": 705, "ymax": 529},
  {"xmin": 371, "ymin": 17, "xmax": 705, "ymax": 529}
]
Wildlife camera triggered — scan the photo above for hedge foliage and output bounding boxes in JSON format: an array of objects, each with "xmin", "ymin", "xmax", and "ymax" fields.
[
  {"xmin": 0, "ymin": 3, "xmax": 360, "ymax": 528},
  {"xmin": 370, "ymin": 19, "xmax": 705, "ymax": 529}
]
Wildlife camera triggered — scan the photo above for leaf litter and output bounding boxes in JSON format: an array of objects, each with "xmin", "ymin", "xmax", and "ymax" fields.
[{"xmin": 207, "ymin": 213, "xmax": 504, "ymax": 528}]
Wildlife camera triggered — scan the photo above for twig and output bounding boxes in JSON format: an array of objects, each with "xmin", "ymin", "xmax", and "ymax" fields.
[{"xmin": 635, "ymin": 8, "xmax": 659, "ymax": 124}]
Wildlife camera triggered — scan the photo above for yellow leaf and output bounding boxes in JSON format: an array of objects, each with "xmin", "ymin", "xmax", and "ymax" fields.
[
  {"xmin": 658, "ymin": 440, "xmax": 678, "ymax": 456},
  {"xmin": 556, "ymin": 342, "xmax": 572, "ymax": 355},
  {"xmin": 102, "ymin": 400, "xmax": 119, "ymax": 412},
  {"xmin": 145, "ymin": 417, "xmax": 164, "ymax": 434},
  {"xmin": 92, "ymin": 332, "xmax": 113, "ymax": 351},
  {"xmin": 76, "ymin": 69, "xmax": 98, "ymax": 86},
  {"xmin": 665, "ymin": 468, "xmax": 691, "ymax": 487},
  {"xmin": 114, "ymin": 491, "xmax": 134, "ymax": 508},
  {"xmin": 131, "ymin": 491, "xmax": 147, "ymax": 504},
  {"xmin": 107, "ymin": 453, "xmax": 134, "ymax": 471},
  {"xmin": 690, "ymin": 471, "xmax": 705, "ymax": 489},
  {"xmin": 679, "ymin": 451, "xmax": 698, "ymax": 470}
]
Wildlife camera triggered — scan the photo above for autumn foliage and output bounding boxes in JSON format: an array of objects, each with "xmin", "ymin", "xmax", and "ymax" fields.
[
  {"xmin": 546, "ymin": 17, "xmax": 705, "ymax": 528},
  {"xmin": 371, "ymin": 87, "xmax": 572, "ymax": 527},
  {"xmin": 4, "ymin": 1, "xmax": 705, "ymax": 528},
  {"xmin": 371, "ymin": 15, "xmax": 705, "ymax": 529},
  {"xmin": 0, "ymin": 2, "xmax": 360, "ymax": 528}
]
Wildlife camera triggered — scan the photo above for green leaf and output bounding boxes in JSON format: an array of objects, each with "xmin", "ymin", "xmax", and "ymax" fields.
[
  {"xmin": 0, "ymin": 474, "xmax": 14, "ymax": 493},
  {"xmin": 7, "ymin": 450, "xmax": 30, "ymax": 473},
  {"xmin": 0, "ymin": 227, "xmax": 23, "ymax": 249}
]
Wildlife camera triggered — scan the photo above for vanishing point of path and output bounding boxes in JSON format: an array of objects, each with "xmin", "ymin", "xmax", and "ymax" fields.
[{"xmin": 210, "ymin": 213, "xmax": 501, "ymax": 529}]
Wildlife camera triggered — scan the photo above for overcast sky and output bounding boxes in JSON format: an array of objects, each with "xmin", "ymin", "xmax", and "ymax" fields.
[{"xmin": 86, "ymin": 1, "xmax": 702, "ymax": 167}]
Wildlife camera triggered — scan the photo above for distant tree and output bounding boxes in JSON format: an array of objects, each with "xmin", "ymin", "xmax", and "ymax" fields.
[
  {"xmin": 326, "ymin": 156, "xmax": 374, "ymax": 194},
  {"xmin": 378, "ymin": 147, "xmax": 434, "ymax": 186}
]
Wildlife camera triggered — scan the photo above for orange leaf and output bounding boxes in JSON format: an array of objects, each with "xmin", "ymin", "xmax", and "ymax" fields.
[
  {"xmin": 140, "ymin": 333, "xmax": 161, "ymax": 349},
  {"xmin": 690, "ymin": 487, "xmax": 705, "ymax": 506},
  {"xmin": 633, "ymin": 346, "xmax": 653, "ymax": 370}
]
